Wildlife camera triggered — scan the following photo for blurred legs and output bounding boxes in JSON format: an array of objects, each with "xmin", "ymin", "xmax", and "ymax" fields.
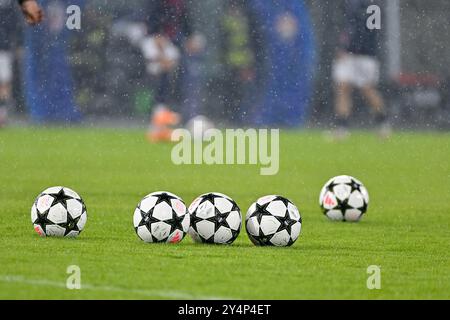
[
  {"xmin": 361, "ymin": 85, "xmax": 385, "ymax": 115},
  {"xmin": 361, "ymin": 86, "xmax": 392, "ymax": 139},
  {"xmin": 332, "ymin": 81, "xmax": 352, "ymax": 140}
]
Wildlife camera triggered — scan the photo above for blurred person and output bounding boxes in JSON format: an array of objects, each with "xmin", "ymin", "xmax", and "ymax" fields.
[
  {"xmin": 249, "ymin": 0, "xmax": 315, "ymax": 127},
  {"xmin": 332, "ymin": 0, "xmax": 390, "ymax": 140},
  {"xmin": 182, "ymin": 31, "xmax": 207, "ymax": 123},
  {"xmin": 1, "ymin": 0, "xmax": 42, "ymax": 127},
  {"xmin": 142, "ymin": 0, "xmax": 198, "ymax": 142},
  {"xmin": 0, "ymin": 0, "xmax": 21, "ymax": 127},
  {"xmin": 22, "ymin": 0, "xmax": 82, "ymax": 123},
  {"xmin": 220, "ymin": 0, "xmax": 257, "ymax": 125},
  {"xmin": 18, "ymin": 0, "xmax": 43, "ymax": 25}
]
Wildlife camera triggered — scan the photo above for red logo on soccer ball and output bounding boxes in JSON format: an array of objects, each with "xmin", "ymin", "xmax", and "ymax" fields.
[
  {"xmin": 170, "ymin": 231, "xmax": 182, "ymax": 243},
  {"xmin": 34, "ymin": 226, "xmax": 44, "ymax": 236},
  {"xmin": 324, "ymin": 194, "xmax": 336, "ymax": 207}
]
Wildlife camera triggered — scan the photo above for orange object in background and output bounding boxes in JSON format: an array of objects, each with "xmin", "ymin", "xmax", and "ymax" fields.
[{"xmin": 147, "ymin": 106, "xmax": 181, "ymax": 143}]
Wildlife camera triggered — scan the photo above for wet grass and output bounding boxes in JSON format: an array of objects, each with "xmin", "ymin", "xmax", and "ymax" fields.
[{"xmin": 0, "ymin": 127, "xmax": 449, "ymax": 299}]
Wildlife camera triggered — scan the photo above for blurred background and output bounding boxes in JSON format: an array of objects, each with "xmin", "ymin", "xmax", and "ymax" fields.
[{"xmin": 1, "ymin": 0, "xmax": 450, "ymax": 130}]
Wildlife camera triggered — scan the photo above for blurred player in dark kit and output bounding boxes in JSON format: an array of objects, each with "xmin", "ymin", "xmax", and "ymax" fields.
[
  {"xmin": 332, "ymin": 0, "xmax": 390, "ymax": 140},
  {"xmin": 142, "ymin": 0, "xmax": 194, "ymax": 142}
]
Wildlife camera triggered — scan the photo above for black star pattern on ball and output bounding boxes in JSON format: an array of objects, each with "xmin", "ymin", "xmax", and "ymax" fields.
[
  {"xmin": 197, "ymin": 195, "xmax": 238, "ymax": 241},
  {"xmin": 230, "ymin": 200, "xmax": 240, "ymax": 214},
  {"xmin": 191, "ymin": 194, "xmax": 212, "ymax": 231},
  {"xmin": 206, "ymin": 207, "xmax": 231, "ymax": 232},
  {"xmin": 33, "ymin": 209, "xmax": 53, "ymax": 234},
  {"xmin": 248, "ymin": 202, "xmax": 277, "ymax": 246},
  {"xmin": 166, "ymin": 209, "xmax": 185, "ymax": 235},
  {"xmin": 249, "ymin": 202, "xmax": 273, "ymax": 224},
  {"xmin": 327, "ymin": 181, "xmax": 339, "ymax": 192},
  {"xmin": 59, "ymin": 213, "xmax": 81, "ymax": 236},
  {"xmin": 257, "ymin": 228, "xmax": 274, "ymax": 246},
  {"xmin": 136, "ymin": 207, "xmax": 161, "ymax": 242},
  {"xmin": 154, "ymin": 192, "xmax": 178, "ymax": 207},
  {"xmin": 48, "ymin": 188, "xmax": 74, "ymax": 209},
  {"xmin": 273, "ymin": 196, "xmax": 291, "ymax": 208},
  {"xmin": 359, "ymin": 201, "xmax": 368, "ymax": 214},
  {"xmin": 209, "ymin": 206, "xmax": 241, "ymax": 244},
  {"xmin": 229, "ymin": 224, "xmax": 241, "ymax": 242},
  {"xmin": 198, "ymin": 193, "xmax": 223, "ymax": 206},
  {"xmin": 347, "ymin": 179, "xmax": 362, "ymax": 193},
  {"xmin": 137, "ymin": 208, "xmax": 160, "ymax": 229},
  {"xmin": 273, "ymin": 196, "xmax": 301, "ymax": 228},
  {"xmin": 336, "ymin": 197, "xmax": 354, "ymax": 216},
  {"xmin": 190, "ymin": 198, "xmax": 212, "ymax": 242},
  {"xmin": 191, "ymin": 195, "xmax": 241, "ymax": 244},
  {"xmin": 190, "ymin": 212, "xmax": 204, "ymax": 233},
  {"xmin": 274, "ymin": 210, "xmax": 298, "ymax": 236}
]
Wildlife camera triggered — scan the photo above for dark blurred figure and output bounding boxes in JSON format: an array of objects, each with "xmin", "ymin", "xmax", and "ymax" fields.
[
  {"xmin": 146, "ymin": 0, "xmax": 192, "ymax": 46},
  {"xmin": 144, "ymin": 0, "xmax": 193, "ymax": 107},
  {"xmin": 0, "ymin": 0, "xmax": 21, "ymax": 126},
  {"xmin": 143, "ymin": 0, "xmax": 200, "ymax": 142},
  {"xmin": 220, "ymin": 0, "xmax": 258, "ymax": 125},
  {"xmin": 332, "ymin": 0, "xmax": 390, "ymax": 139}
]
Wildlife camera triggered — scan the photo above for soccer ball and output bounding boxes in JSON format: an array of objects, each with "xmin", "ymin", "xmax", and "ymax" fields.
[
  {"xmin": 188, "ymin": 193, "xmax": 242, "ymax": 244},
  {"xmin": 31, "ymin": 186, "xmax": 87, "ymax": 238},
  {"xmin": 133, "ymin": 191, "xmax": 190, "ymax": 243},
  {"xmin": 185, "ymin": 115, "xmax": 216, "ymax": 141},
  {"xmin": 245, "ymin": 195, "xmax": 302, "ymax": 247},
  {"xmin": 319, "ymin": 175, "xmax": 369, "ymax": 222}
]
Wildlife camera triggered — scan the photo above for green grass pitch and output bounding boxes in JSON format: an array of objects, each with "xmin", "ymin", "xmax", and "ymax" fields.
[{"xmin": 0, "ymin": 127, "xmax": 449, "ymax": 299}]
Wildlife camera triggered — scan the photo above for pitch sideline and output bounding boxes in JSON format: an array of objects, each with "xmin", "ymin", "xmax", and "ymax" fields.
[{"xmin": 0, "ymin": 275, "xmax": 235, "ymax": 300}]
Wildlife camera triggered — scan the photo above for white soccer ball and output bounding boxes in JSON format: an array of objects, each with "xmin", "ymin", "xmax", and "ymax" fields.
[
  {"xmin": 31, "ymin": 186, "xmax": 87, "ymax": 238},
  {"xmin": 185, "ymin": 115, "xmax": 216, "ymax": 141},
  {"xmin": 133, "ymin": 191, "xmax": 190, "ymax": 243},
  {"xmin": 188, "ymin": 193, "xmax": 242, "ymax": 245},
  {"xmin": 319, "ymin": 175, "xmax": 370, "ymax": 222},
  {"xmin": 245, "ymin": 195, "xmax": 302, "ymax": 247}
]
